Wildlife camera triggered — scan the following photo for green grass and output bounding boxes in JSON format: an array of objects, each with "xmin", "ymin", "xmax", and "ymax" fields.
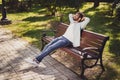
[
  {"xmin": 2, "ymin": 7, "xmax": 55, "ymax": 48},
  {"xmin": 1, "ymin": 2, "xmax": 120, "ymax": 80}
]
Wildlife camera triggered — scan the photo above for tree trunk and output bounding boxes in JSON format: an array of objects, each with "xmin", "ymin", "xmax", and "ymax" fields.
[
  {"xmin": 28, "ymin": 0, "xmax": 32, "ymax": 9},
  {"xmin": 1, "ymin": 0, "xmax": 7, "ymax": 20},
  {"xmin": 94, "ymin": 0, "xmax": 99, "ymax": 8}
]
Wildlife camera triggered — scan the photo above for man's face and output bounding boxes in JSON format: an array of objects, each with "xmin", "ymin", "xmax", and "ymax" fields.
[{"xmin": 73, "ymin": 13, "xmax": 81, "ymax": 21}]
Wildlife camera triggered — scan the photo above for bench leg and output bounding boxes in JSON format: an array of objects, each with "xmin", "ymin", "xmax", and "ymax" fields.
[
  {"xmin": 41, "ymin": 39, "xmax": 46, "ymax": 51},
  {"xmin": 80, "ymin": 59, "xmax": 86, "ymax": 80},
  {"xmin": 100, "ymin": 57, "xmax": 105, "ymax": 71}
]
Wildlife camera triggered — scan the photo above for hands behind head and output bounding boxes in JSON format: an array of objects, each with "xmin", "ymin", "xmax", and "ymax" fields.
[
  {"xmin": 80, "ymin": 17, "xmax": 85, "ymax": 22},
  {"xmin": 72, "ymin": 13, "xmax": 85, "ymax": 22}
]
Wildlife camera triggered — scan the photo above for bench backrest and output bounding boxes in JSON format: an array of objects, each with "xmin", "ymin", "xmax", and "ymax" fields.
[{"xmin": 55, "ymin": 23, "xmax": 109, "ymax": 55}]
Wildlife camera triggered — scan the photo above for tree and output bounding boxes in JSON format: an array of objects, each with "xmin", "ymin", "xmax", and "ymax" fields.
[
  {"xmin": 40, "ymin": 0, "xmax": 84, "ymax": 16},
  {"xmin": 1, "ymin": 0, "xmax": 7, "ymax": 21},
  {"xmin": 0, "ymin": 0, "xmax": 11, "ymax": 25},
  {"xmin": 40, "ymin": 0, "xmax": 57, "ymax": 16},
  {"xmin": 94, "ymin": 0, "xmax": 99, "ymax": 8}
]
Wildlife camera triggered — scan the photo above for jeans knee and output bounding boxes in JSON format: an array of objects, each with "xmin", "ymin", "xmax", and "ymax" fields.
[{"xmin": 48, "ymin": 45, "xmax": 56, "ymax": 51}]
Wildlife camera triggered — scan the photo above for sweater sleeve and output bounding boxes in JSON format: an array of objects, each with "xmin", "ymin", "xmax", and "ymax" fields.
[
  {"xmin": 80, "ymin": 17, "xmax": 90, "ymax": 29},
  {"xmin": 69, "ymin": 14, "xmax": 74, "ymax": 23}
]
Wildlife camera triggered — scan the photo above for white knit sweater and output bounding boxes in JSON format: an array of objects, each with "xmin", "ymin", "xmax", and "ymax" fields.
[{"xmin": 63, "ymin": 14, "xmax": 90, "ymax": 47}]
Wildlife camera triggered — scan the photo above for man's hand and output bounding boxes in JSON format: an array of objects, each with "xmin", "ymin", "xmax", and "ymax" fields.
[{"xmin": 81, "ymin": 17, "xmax": 85, "ymax": 21}]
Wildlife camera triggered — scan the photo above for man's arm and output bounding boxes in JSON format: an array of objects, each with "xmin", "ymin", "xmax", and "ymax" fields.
[
  {"xmin": 80, "ymin": 17, "xmax": 90, "ymax": 29},
  {"xmin": 69, "ymin": 14, "xmax": 74, "ymax": 23}
]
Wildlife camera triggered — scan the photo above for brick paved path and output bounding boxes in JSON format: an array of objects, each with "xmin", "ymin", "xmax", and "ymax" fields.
[{"xmin": 0, "ymin": 27, "xmax": 80, "ymax": 80}]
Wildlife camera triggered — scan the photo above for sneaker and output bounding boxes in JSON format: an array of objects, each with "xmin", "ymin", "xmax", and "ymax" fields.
[{"xmin": 24, "ymin": 58, "xmax": 39, "ymax": 67}]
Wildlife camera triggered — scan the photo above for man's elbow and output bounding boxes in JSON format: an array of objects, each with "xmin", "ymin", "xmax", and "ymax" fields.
[
  {"xmin": 85, "ymin": 17, "xmax": 90, "ymax": 23},
  {"xmin": 81, "ymin": 17, "xmax": 90, "ymax": 29}
]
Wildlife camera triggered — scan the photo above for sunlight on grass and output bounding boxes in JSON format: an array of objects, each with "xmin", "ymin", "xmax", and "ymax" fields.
[
  {"xmin": 8, "ymin": 12, "xmax": 39, "ymax": 20},
  {"xmin": 23, "ymin": 37, "xmax": 38, "ymax": 44},
  {"xmin": 87, "ymin": 11, "xmax": 96, "ymax": 16},
  {"xmin": 98, "ymin": 3, "xmax": 111, "ymax": 10},
  {"xmin": 29, "ymin": 21, "xmax": 50, "ymax": 27},
  {"xmin": 105, "ymin": 22, "xmax": 113, "ymax": 26},
  {"xmin": 80, "ymin": 2, "xmax": 94, "ymax": 12}
]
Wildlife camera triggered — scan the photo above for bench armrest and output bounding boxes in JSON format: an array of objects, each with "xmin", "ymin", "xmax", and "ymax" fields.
[
  {"xmin": 80, "ymin": 47, "xmax": 99, "ymax": 58},
  {"xmin": 82, "ymin": 47, "xmax": 98, "ymax": 51},
  {"xmin": 70, "ymin": 47, "xmax": 98, "ymax": 56}
]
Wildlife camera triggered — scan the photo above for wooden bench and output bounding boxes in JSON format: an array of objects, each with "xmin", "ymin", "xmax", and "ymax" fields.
[{"xmin": 41, "ymin": 22, "xmax": 109, "ymax": 79}]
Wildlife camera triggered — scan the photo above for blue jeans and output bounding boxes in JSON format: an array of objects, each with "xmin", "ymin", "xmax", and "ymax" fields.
[{"xmin": 36, "ymin": 36, "xmax": 72, "ymax": 62}]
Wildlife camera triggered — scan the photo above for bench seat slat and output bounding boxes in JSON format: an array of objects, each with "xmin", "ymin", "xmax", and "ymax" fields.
[
  {"xmin": 81, "ymin": 38, "xmax": 102, "ymax": 48},
  {"xmin": 42, "ymin": 36, "xmax": 100, "ymax": 59},
  {"xmin": 82, "ymin": 30, "xmax": 108, "ymax": 40}
]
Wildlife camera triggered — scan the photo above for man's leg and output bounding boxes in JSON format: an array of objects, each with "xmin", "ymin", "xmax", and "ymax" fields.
[
  {"xmin": 25, "ymin": 37, "xmax": 62, "ymax": 66},
  {"xmin": 42, "ymin": 37, "xmax": 60, "ymax": 52},
  {"xmin": 36, "ymin": 36, "xmax": 71, "ymax": 62}
]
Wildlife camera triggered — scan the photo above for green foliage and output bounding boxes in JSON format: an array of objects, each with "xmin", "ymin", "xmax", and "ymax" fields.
[
  {"xmin": 5, "ymin": 0, "xmax": 83, "ymax": 15},
  {"xmin": 115, "ymin": 3, "xmax": 120, "ymax": 20},
  {"xmin": 40, "ymin": 0, "xmax": 84, "ymax": 16},
  {"xmin": 6, "ymin": 0, "xmax": 34, "ymax": 12},
  {"xmin": 40, "ymin": 0, "xmax": 57, "ymax": 16}
]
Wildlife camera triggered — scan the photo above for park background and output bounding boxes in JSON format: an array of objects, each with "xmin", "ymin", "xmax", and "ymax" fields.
[{"xmin": 0, "ymin": 0, "xmax": 120, "ymax": 80}]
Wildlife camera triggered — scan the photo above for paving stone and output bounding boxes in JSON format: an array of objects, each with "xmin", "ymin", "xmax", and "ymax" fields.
[{"xmin": 0, "ymin": 28, "xmax": 80, "ymax": 80}]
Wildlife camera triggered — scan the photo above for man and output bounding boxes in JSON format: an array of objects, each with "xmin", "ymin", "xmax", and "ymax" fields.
[{"xmin": 25, "ymin": 12, "xmax": 90, "ymax": 67}]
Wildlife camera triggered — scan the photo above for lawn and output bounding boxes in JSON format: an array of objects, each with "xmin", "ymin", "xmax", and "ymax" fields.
[{"xmin": 1, "ymin": 2, "xmax": 120, "ymax": 80}]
